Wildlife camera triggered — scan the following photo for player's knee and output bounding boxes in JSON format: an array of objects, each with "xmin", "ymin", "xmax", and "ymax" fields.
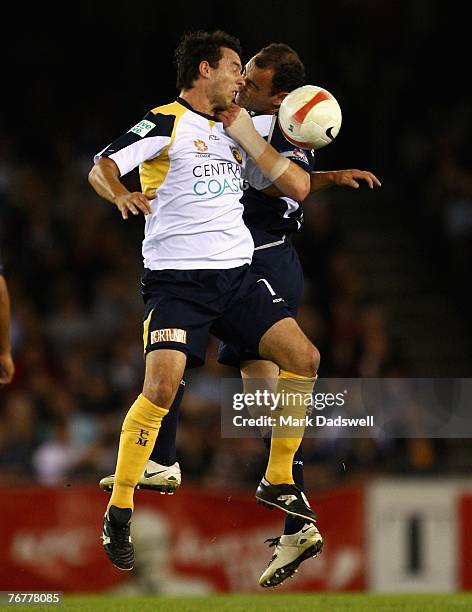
[
  {"xmin": 142, "ymin": 379, "xmax": 176, "ymax": 410},
  {"xmin": 311, "ymin": 345, "xmax": 321, "ymax": 374},
  {"xmin": 292, "ymin": 344, "xmax": 320, "ymax": 378}
]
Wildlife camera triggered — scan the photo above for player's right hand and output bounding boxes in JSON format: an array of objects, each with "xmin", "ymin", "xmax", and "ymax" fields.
[{"xmin": 114, "ymin": 192, "xmax": 152, "ymax": 220}]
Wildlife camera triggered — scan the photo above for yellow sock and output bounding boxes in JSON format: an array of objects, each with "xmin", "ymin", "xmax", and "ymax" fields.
[
  {"xmin": 108, "ymin": 394, "xmax": 168, "ymax": 512},
  {"xmin": 265, "ymin": 370, "xmax": 317, "ymax": 484}
]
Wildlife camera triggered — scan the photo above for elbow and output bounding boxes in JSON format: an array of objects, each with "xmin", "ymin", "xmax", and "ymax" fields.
[{"xmin": 87, "ymin": 164, "xmax": 97, "ymax": 187}]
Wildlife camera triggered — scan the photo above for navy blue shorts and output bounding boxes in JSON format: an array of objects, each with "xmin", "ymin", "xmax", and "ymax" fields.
[
  {"xmin": 141, "ymin": 264, "xmax": 291, "ymax": 368},
  {"xmin": 217, "ymin": 240, "xmax": 304, "ymax": 367}
]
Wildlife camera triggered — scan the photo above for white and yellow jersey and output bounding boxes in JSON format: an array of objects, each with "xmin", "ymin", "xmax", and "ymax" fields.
[{"xmin": 95, "ymin": 98, "xmax": 253, "ymax": 270}]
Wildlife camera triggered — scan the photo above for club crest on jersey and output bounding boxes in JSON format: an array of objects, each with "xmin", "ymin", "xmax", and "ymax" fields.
[
  {"xmin": 194, "ymin": 139, "xmax": 208, "ymax": 153},
  {"xmin": 150, "ymin": 328, "xmax": 187, "ymax": 344},
  {"xmin": 230, "ymin": 146, "xmax": 243, "ymax": 164},
  {"xmin": 291, "ymin": 148, "xmax": 309, "ymax": 163}
]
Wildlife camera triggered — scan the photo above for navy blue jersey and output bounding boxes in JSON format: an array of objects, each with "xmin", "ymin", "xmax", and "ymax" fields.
[{"xmin": 242, "ymin": 114, "xmax": 315, "ymax": 248}]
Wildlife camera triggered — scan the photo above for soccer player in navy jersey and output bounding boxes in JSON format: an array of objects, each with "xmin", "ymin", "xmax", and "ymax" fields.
[
  {"xmin": 228, "ymin": 44, "xmax": 380, "ymax": 586},
  {"xmin": 98, "ymin": 40, "xmax": 380, "ymax": 583}
]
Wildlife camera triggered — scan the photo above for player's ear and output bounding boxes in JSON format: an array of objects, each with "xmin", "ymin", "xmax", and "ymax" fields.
[
  {"xmin": 273, "ymin": 91, "xmax": 289, "ymax": 109},
  {"xmin": 199, "ymin": 60, "xmax": 211, "ymax": 79}
]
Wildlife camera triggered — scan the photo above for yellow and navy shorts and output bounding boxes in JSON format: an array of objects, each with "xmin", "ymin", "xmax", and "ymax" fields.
[{"xmin": 141, "ymin": 264, "xmax": 291, "ymax": 369}]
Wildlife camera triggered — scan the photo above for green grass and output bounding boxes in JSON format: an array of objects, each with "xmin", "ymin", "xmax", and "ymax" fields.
[{"xmin": 3, "ymin": 593, "xmax": 472, "ymax": 612}]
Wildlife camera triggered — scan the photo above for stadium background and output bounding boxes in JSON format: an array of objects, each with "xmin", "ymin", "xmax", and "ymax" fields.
[{"xmin": 1, "ymin": 0, "xmax": 471, "ymax": 597}]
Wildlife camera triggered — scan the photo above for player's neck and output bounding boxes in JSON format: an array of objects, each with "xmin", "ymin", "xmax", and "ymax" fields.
[{"xmin": 179, "ymin": 89, "xmax": 215, "ymax": 117}]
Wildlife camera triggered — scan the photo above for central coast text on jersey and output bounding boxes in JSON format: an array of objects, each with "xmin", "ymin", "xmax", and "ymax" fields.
[
  {"xmin": 95, "ymin": 98, "xmax": 253, "ymax": 270},
  {"xmin": 192, "ymin": 160, "xmax": 243, "ymax": 198}
]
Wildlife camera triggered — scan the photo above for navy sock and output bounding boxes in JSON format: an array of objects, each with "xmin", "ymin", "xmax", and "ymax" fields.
[
  {"xmin": 150, "ymin": 379, "xmax": 185, "ymax": 466},
  {"xmin": 283, "ymin": 446, "xmax": 307, "ymax": 534},
  {"xmin": 263, "ymin": 435, "xmax": 308, "ymax": 535}
]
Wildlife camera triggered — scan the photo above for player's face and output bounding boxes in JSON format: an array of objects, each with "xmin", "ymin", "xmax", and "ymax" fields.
[
  {"xmin": 209, "ymin": 47, "xmax": 244, "ymax": 112},
  {"xmin": 236, "ymin": 57, "xmax": 280, "ymax": 113}
]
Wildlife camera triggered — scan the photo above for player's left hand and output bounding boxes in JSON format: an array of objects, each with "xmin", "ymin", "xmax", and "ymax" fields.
[
  {"xmin": 332, "ymin": 169, "xmax": 381, "ymax": 189},
  {"xmin": 0, "ymin": 351, "xmax": 15, "ymax": 386}
]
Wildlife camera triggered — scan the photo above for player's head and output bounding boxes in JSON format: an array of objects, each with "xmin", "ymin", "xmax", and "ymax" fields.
[
  {"xmin": 175, "ymin": 30, "xmax": 244, "ymax": 112},
  {"xmin": 237, "ymin": 43, "xmax": 305, "ymax": 114}
]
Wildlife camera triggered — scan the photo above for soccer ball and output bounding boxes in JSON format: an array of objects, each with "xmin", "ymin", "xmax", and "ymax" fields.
[{"xmin": 278, "ymin": 85, "xmax": 342, "ymax": 150}]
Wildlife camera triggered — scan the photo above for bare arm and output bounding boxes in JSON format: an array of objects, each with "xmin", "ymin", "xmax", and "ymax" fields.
[
  {"xmin": 217, "ymin": 105, "xmax": 310, "ymax": 202},
  {"xmin": 0, "ymin": 275, "xmax": 14, "ymax": 385},
  {"xmin": 262, "ymin": 168, "xmax": 382, "ymax": 199},
  {"xmin": 88, "ymin": 157, "xmax": 152, "ymax": 220},
  {"xmin": 310, "ymin": 169, "xmax": 382, "ymax": 192},
  {"xmin": 266, "ymin": 157, "xmax": 310, "ymax": 201}
]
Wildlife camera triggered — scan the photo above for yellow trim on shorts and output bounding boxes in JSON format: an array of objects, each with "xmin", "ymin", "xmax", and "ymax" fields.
[{"xmin": 142, "ymin": 308, "xmax": 154, "ymax": 352}]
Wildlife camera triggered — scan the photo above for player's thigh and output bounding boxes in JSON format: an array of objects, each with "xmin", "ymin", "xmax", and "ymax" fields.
[
  {"xmin": 143, "ymin": 349, "xmax": 187, "ymax": 409},
  {"xmin": 258, "ymin": 317, "xmax": 320, "ymax": 377}
]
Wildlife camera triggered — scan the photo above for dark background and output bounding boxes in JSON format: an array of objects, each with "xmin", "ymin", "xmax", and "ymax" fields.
[
  {"xmin": 1, "ymin": 1, "xmax": 471, "ymax": 489},
  {"xmin": 4, "ymin": 1, "xmax": 470, "ymax": 171}
]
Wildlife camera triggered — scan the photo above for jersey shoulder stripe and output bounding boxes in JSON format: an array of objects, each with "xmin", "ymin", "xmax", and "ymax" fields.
[
  {"xmin": 94, "ymin": 101, "xmax": 187, "ymax": 177},
  {"xmin": 149, "ymin": 101, "xmax": 187, "ymax": 137},
  {"xmin": 139, "ymin": 101, "xmax": 188, "ymax": 197},
  {"xmin": 97, "ymin": 109, "xmax": 174, "ymax": 157},
  {"xmin": 149, "ymin": 101, "xmax": 188, "ymax": 144},
  {"xmin": 150, "ymin": 100, "xmax": 186, "ymax": 118}
]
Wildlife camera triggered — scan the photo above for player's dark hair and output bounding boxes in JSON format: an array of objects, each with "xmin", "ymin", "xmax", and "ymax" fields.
[
  {"xmin": 254, "ymin": 43, "xmax": 305, "ymax": 95},
  {"xmin": 175, "ymin": 30, "xmax": 242, "ymax": 90}
]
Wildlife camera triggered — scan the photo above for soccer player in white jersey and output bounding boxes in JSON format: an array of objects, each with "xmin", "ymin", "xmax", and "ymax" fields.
[{"xmin": 89, "ymin": 31, "xmax": 322, "ymax": 571}]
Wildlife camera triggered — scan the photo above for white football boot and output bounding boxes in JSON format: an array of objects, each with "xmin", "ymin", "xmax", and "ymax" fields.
[
  {"xmin": 259, "ymin": 523, "xmax": 323, "ymax": 587},
  {"xmin": 99, "ymin": 460, "xmax": 181, "ymax": 494}
]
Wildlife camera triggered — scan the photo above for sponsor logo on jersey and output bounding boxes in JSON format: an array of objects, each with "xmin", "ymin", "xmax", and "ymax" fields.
[
  {"xmin": 230, "ymin": 146, "xmax": 243, "ymax": 164},
  {"xmin": 194, "ymin": 139, "xmax": 208, "ymax": 152},
  {"xmin": 129, "ymin": 120, "xmax": 156, "ymax": 137},
  {"xmin": 150, "ymin": 328, "xmax": 187, "ymax": 344},
  {"xmin": 209, "ymin": 134, "xmax": 220, "ymax": 141}
]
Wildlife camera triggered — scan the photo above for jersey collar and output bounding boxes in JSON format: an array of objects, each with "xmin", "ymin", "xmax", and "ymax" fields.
[{"xmin": 176, "ymin": 97, "xmax": 218, "ymax": 121}]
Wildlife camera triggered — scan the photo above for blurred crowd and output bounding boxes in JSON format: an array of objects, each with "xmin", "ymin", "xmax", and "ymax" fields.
[
  {"xmin": 0, "ymin": 130, "xmax": 466, "ymax": 492},
  {"xmin": 1, "ymin": 1, "xmax": 471, "ymax": 492}
]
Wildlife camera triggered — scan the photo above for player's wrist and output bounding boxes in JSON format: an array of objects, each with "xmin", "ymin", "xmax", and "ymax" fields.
[
  {"xmin": 330, "ymin": 171, "xmax": 342, "ymax": 185},
  {"xmin": 226, "ymin": 109, "xmax": 267, "ymax": 159},
  {"xmin": 258, "ymin": 148, "xmax": 290, "ymax": 183},
  {"xmin": 112, "ymin": 190, "xmax": 130, "ymax": 205}
]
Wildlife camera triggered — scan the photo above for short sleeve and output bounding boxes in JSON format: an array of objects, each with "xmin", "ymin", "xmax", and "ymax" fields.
[{"xmin": 94, "ymin": 111, "xmax": 176, "ymax": 177}]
